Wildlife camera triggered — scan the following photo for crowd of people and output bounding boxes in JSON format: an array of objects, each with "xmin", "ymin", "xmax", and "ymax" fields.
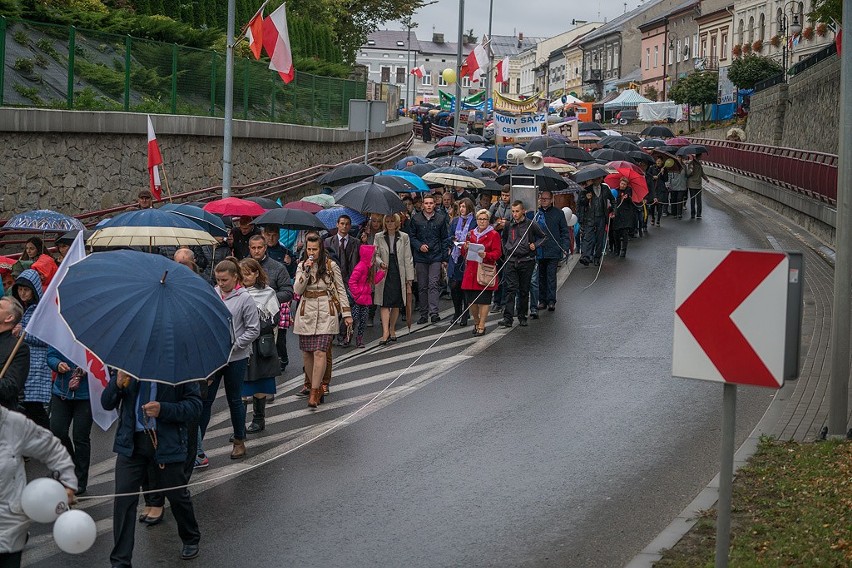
[{"xmin": 0, "ymin": 136, "xmax": 709, "ymax": 567}]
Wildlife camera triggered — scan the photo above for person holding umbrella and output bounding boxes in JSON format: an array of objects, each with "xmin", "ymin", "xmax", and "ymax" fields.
[
  {"xmin": 576, "ymin": 177, "xmax": 615, "ymax": 267},
  {"xmin": 373, "ymin": 214, "xmax": 415, "ymax": 345},
  {"xmin": 648, "ymin": 157, "xmax": 668, "ymax": 225},
  {"xmin": 200, "ymin": 258, "xmax": 260, "ymax": 459},
  {"xmin": 666, "ymin": 158, "xmax": 688, "ymax": 220},
  {"xmin": 685, "ymin": 153, "xmax": 709, "ymax": 219},
  {"xmin": 293, "ymin": 234, "xmax": 353, "ymax": 409},
  {"xmin": 611, "ymin": 179, "xmax": 636, "ymax": 258}
]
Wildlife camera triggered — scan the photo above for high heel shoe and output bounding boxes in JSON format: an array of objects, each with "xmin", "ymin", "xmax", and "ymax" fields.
[
  {"xmin": 389, "ymin": 335, "xmax": 397, "ymax": 342},
  {"xmin": 308, "ymin": 388, "xmax": 321, "ymax": 408},
  {"xmin": 140, "ymin": 510, "xmax": 164, "ymax": 527}
]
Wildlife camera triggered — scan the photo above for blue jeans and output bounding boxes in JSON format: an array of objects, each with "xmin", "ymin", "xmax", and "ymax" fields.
[
  {"xmin": 537, "ymin": 257, "xmax": 559, "ymax": 305},
  {"xmin": 200, "ymin": 357, "xmax": 248, "ymax": 441}
]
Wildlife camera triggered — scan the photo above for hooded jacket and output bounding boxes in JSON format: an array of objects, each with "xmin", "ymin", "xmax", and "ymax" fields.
[
  {"xmin": 215, "ymin": 285, "xmax": 261, "ymax": 362},
  {"xmin": 12, "ymin": 270, "xmax": 51, "ymax": 404},
  {"xmin": 348, "ymin": 244, "xmax": 385, "ymax": 306}
]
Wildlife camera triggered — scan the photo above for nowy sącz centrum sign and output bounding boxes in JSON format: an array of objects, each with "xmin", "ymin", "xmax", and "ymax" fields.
[{"xmin": 493, "ymin": 112, "xmax": 546, "ymax": 140}]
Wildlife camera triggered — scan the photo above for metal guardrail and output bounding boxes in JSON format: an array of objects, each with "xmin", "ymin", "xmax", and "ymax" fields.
[
  {"xmin": 788, "ymin": 42, "xmax": 838, "ymax": 76},
  {"xmin": 754, "ymin": 73, "xmax": 785, "ymax": 92},
  {"xmin": 412, "ymin": 123, "xmax": 453, "ymax": 140},
  {"xmin": 0, "ymin": 130, "xmax": 414, "ymax": 252},
  {"xmin": 691, "ymin": 138, "xmax": 838, "ymax": 205}
]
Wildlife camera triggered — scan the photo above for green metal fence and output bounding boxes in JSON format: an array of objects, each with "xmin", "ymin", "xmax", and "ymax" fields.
[{"xmin": 0, "ymin": 16, "xmax": 366, "ymax": 127}]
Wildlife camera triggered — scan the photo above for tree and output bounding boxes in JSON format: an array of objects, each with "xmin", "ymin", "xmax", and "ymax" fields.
[
  {"xmin": 727, "ymin": 54, "xmax": 784, "ymax": 90},
  {"xmin": 644, "ymin": 85, "xmax": 659, "ymax": 101},
  {"xmin": 669, "ymin": 71, "xmax": 718, "ymax": 124},
  {"xmin": 809, "ymin": 0, "xmax": 841, "ymax": 24}
]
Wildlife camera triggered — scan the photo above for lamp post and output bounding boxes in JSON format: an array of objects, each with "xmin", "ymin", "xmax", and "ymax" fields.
[
  {"xmin": 453, "ymin": 0, "xmax": 464, "ymax": 135},
  {"xmin": 666, "ymin": 31, "xmax": 679, "ymax": 100},
  {"xmin": 778, "ymin": 1, "xmax": 803, "ymax": 80},
  {"xmin": 403, "ymin": 1, "xmax": 437, "ymax": 112}
]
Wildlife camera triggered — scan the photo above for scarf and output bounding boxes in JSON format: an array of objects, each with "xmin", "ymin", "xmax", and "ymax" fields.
[
  {"xmin": 472, "ymin": 224, "xmax": 494, "ymax": 239},
  {"xmin": 451, "ymin": 214, "xmax": 473, "ymax": 262}
]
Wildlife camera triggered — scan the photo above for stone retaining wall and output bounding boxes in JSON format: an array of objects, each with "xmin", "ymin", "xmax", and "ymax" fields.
[{"xmin": 0, "ymin": 110, "xmax": 412, "ymax": 219}]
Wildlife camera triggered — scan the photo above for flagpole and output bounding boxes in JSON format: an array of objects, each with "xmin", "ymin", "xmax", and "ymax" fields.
[
  {"xmin": 222, "ymin": 0, "xmax": 236, "ymax": 198},
  {"xmin": 159, "ymin": 163, "xmax": 174, "ymax": 202},
  {"xmin": 453, "ymin": 0, "xmax": 464, "ymax": 135},
  {"xmin": 484, "ymin": 0, "xmax": 494, "ymax": 118},
  {"xmin": 236, "ymin": 0, "xmax": 269, "ymax": 44}
]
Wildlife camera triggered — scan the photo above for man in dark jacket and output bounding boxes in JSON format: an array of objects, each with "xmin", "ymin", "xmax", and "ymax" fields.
[
  {"xmin": 101, "ymin": 371, "xmax": 202, "ymax": 566},
  {"xmin": 498, "ymin": 201, "xmax": 546, "ymax": 328},
  {"xmin": 249, "ymin": 235, "xmax": 294, "ymax": 370},
  {"xmin": 408, "ymin": 194, "xmax": 450, "ymax": 324},
  {"xmin": 576, "ymin": 178, "xmax": 615, "ymax": 267},
  {"xmin": 0, "ymin": 297, "xmax": 28, "ymax": 410},
  {"xmin": 230, "ymin": 216, "xmax": 261, "ymax": 260},
  {"xmin": 535, "ymin": 191, "xmax": 571, "ymax": 311}
]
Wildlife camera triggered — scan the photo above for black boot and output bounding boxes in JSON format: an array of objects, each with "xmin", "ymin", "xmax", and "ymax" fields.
[{"xmin": 246, "ymin": 397, "xmax": 266, "ymax": 434}]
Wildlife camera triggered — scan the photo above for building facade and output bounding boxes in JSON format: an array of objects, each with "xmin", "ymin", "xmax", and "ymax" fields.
[
  {"xmin": 696, "ymin": 2, "xmax": 735, "ymax": 104},
  {"xmin": 639, "ymin": 17, "xmax": 668, "ymax": 100},
  {"xmin": 356, "ymin": 30, "xmax": 420, "ymax": 106}
]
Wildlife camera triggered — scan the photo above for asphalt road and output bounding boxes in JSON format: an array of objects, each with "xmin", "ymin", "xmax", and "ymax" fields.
[{"xmin": 24, "ymin": 190, "xmax": 777, "ymax": 568}]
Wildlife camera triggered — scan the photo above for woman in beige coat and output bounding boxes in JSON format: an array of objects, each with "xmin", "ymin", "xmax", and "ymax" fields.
[
  {"xmin": 373, "ymin": 213, "xmax": 415, "ymax": 345},
  {"xmin": 293, "ymin": 233, "xmax": 352, "ymax": 408}
]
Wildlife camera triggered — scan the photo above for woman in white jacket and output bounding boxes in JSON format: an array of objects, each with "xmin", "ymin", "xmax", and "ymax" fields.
[{"xmin": 0, "ymin": 406, "xmax": 76, "ymax": 567}]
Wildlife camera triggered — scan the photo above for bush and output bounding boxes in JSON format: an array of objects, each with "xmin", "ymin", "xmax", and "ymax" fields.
[
  {"xmin": 74, "ymin": 87, "xmax": 121, "ymax": 110},
  {"xmin": 13, "ymin": 30, "xmax": 29, "ymax": 46},
  {"xmin": 35, "ymin": 54, "xmax": 49, "ymax": 68},
  {"xmin": 13, "ymin": 83, "xmax": 44, "ymax": 105},
  {"xmin": 75, "ymin": 60, "xmax": 125, "ymax": 97},
  {"xmin": 13, "ymin": 57, "xmax": 34, "ymax": 73},
  {"xmin": 0, "ymin": 0, "xmax": 23, "ymax": 17},
  {"xmin": 36, "ymin": 38, "xmax": 62, "ymax": 60}
]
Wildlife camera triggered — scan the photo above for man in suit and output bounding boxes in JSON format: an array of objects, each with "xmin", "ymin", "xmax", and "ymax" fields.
[{"xmin": 324, "ymin": 215, "xmax": 359, "ymax": 346}]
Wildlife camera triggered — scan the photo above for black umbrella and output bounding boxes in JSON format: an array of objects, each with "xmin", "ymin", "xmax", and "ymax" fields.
[
  {"xmin": 599, "ymin": 135, "xmax": 633, "ymax": 147},
  {"xmin": 495, "ymin": 165, "xmax": 568, "ymax": 192},
  {"xmin": 316, "ymin": 163, "xmax": 379, "ymax": 186},
  {"xmin": 436, "ymin": 135, "xmax": 471, "ymax": 147},
  {"xmin": 638, "ymin": 139, "xmax": 667, "ymax": 149},
  {"xmin": 525, "ymin": 136, "xmax": 564, "ymax": 153},
  {"xmin": 592, "ymin": 148, "xmax": 632, "ymax": 162},
  {"xmin": 478, "ymin": 178, "xmax": 506, "ymax": 194},
  {"xmin": 334, "ymin": 180, "xmax": 407, "ymax": 214},
  {"xmin": 608, "ymin": 140, "xmax": 643, "ymax": 153},
  {"xmin": 253, "ymin": 208, "xmax": 326, "ymax": 231},
  {"xmin": 551, "ymin": 178, "xmax": 585, "ymax": 194},
  {"xmin": 641, "ymin": 125, "xmax": 675, "ymax": 138},
  {"xmin": 370, "ymin": 175, "xmax": 418, "ymax": 192},
  {"xmin": 572, "ymin": 164, "xmax": 611, "ymax": 184},
  {"xmin": 579, "ymin": 121, "xmax": 605, "ymax": 131},
  {"xmin": 454, "ymin": 144, "xmax": 487, "ymax": 155},
  {"xmin": 431, "ymin": 156, "xmax": 477, "ymax": 169},
  {"xmin": 628, "ymin": 151, "xmax": 655, "ymax": 165},
  {"xmin": 471, "ymin": 168, "xmax": 498, "ymax": 179},
  {"xmin": 655, "ymin": 145, "xmax": 680, "ymax": 153},
  {"xmin": 677, "ymin": 144, "xmax": 709, "ymax": 156},
  {"xmin": 426, "ymin": 146, "xmax": 457, "ymax": 158},
  {"xmin": 244, "ymin": 196, "xmax": 281, "ymax": 209},
  {"xmin": 404, "ymin": 163, "xmax": 438, "ymax": 176},
  {"xmin": 624, "ymin": 133, "xmax": 642, "ymax": 142},
  {"xmin": 464, "ymin": 134, "xmax": 488, "ymax": 144},
  {"xmin": 542, "ymin": 144, "xmax": 595, "ymax": 163}
]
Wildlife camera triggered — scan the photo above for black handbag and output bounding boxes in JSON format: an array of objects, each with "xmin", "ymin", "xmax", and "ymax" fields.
[{"xmin": 257, "ymin": 333, "xmax": 276, "ymax": 358}]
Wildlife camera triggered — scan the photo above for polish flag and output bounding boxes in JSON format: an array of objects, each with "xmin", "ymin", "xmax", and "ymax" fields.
[
  {"xmin": 495, "ymin": 56, "xmax": 510, "ymax": 84},
  {"xmin": 410, "ymin": 65, "xmax": 426, "ymax": 78},
  {"xmin": 147, "ymin": 115, "xmax": 163, "ymax": 200},
  {"xmin": 262, "ymin": 2, "xmax": 295, "ymax": 84},
  {"xmin": 24, "ymin": 232, "xmax": 117, "ymax": 431},
  {"xmin": 245, "ymin": 2, "xmax": 267, "ymax": 60},
  {"xmin": 461, "ymin": 42, "xmax": 489, "ymax": 82}
]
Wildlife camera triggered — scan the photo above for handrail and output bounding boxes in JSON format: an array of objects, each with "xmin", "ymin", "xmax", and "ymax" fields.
[{"xmin": 0, "ymin": 130, "xmax": 414, "ymax": 250}]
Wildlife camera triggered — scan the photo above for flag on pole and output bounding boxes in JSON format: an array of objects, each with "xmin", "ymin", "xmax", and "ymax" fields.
[
  {"xmin": 262, "ymin": 2, "xmax": 295, "ymax": 84},
  {"xmin": 147, "ymin": 115, "xmax": 163, "ymax": 200},
  {"xmin": 24, "ymin": 232, "xmax": 117, "ymax": 431},
  {"xmin": 410, "ymin": 65, "xmax": 426, "ymax": 78},
  {"xmin": 245, "ymin": 3, "xmax": 266, "ymax": 60},
  {"xmin": 460, "ymin": 42, "xmax": 489, "ymax": 82},
  {"xmin": 495, "ymin": 56, "xmax": 510, "ymax": 84}
]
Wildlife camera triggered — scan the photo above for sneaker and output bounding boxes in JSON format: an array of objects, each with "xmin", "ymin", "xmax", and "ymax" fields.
[
  {"xmin": 696, "ymin": 215, "xmax": 702, "ymax": 219},
  {"xmin": 431, "ymin": 314, "xmax": 440, "ymax": 323},
  {"xmin": 518, "ymin": 318, "xmax": 528, "ymax": 327},
  {"xmin": 417, "ymin": 315, "xmax": 428, "ymax": 324},
  {"xmin": 530, "ymin": 313, "xmax": 539, "ymax": 320},
  {"xmin": 497, "ymin": 318, "xmax": 512, "ymax": 328},
  {"xmin": 194, "ymin": 455, "xmax": 209, "ymax": 469},
  {"xmin": 579, "ymin": 257, "xmax": 590, "ymax": 266}
]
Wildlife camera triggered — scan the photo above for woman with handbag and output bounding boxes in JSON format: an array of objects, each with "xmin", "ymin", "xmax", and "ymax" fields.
[
  {"xmin": 447, "ymin": 198, "xmax": 476, "ymax": 327},
  {"xmin": 461, "ymin": 209, "xmax": 502, "ymax": 336},
  {"xmin": 293, "ymin": 234, "xmax": 352, "ymax": 409},
  {"xmin": 238, "ymin": 259, "xmax": 281, "ymax": 434},
  {"xmin": 373, "ymin": 213, "xmax": 415, "ymax": 345}
]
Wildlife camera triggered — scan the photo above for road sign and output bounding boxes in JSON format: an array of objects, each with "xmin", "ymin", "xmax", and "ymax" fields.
[
  {"xmin": 349, "ymin": 99, "xmax": 388, "ymax": 164},
  {"xmin": 673, "ymin": 247, "xmax": 803, "ymax": 389}
]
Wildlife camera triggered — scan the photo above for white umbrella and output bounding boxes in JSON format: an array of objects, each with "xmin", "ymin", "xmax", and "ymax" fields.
[
  {"xmin": 422, "ymin": 169, "xmax": 485, "ymax": 189},
  {"xmin": 87, "ymin": 226, "xmax": 218, "ymax": 248}
]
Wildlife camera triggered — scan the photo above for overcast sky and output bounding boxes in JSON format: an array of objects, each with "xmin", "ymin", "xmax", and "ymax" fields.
[{"xmin": 392, "ymin": 0, "xmax": 648, "ymax": 41}]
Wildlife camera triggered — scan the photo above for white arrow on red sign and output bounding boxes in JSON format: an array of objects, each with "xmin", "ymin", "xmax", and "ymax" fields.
[{"xmin": 673, "ymin": 248, "xmax": 789, "ymax": 388}]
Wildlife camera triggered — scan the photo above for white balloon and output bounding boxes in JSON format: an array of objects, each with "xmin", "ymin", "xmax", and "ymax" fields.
[
  {"xmin": 562, "ymin": 207, "xmax": 573, "ymax": 218},
  {"xmin": 53, "ymin": 510, "xmax": 97, "ymax": 554},
  {"xmin": 21, "ymin": 478, "xmax": 69, "ymax": 523},
  {"xmin": 569, "ymin": 214, "xmax": 578, "ymax": 226}
]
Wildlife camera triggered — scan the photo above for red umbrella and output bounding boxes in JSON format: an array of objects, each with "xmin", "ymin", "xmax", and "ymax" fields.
[
  {"xmin": 203, "ymin": 197, "xmax": 267, "ymax": 217},
  {"xmin": 667, "ymin": 137, "xmax": 691, "ymax": 147},
  {"xmin": 607, "ymin": 160, "xmax": 644, "ymax": 174},
  {"xmin": 0, "ymin": 256, "xmax": 15, "ymax": 272},
  {"xmin": 605, "ymin": 167, "xmax": 649, "ymax": 203},
  {"xmin": 542, "ymin": 157, "xmax": 569, "ymax": 165},
  {"xmin": 283, "ymin": 200, "xmax": 323, "ymax": 213}
]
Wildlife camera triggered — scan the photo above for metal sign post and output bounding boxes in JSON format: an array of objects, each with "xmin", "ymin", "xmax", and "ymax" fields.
[{"xmin": 349, "ymin": 99, "xmax": 387, "ymax": 165}]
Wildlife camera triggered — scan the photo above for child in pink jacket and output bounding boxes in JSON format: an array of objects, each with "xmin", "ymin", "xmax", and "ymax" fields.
[{"xmin": 348, "ymin": 244, "xmax": 385, "ymax": 347}]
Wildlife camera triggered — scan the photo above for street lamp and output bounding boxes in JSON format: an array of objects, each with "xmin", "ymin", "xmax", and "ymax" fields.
[
  {"xmin": 778, "ymin": 1, "xmax": 803, "ymax": 79},
  {"xmin": 404, "ymin": 1, "xmax": 438, "ymax": 112},
  {"xmin": 665, "ymin": 31, "xmax": 679, "ymax": 100}
]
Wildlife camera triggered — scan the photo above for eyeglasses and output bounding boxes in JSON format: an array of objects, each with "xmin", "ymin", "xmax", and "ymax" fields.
[{"xmin": 476, "ymin": 217, "xmax": 490, "ymax": 221}]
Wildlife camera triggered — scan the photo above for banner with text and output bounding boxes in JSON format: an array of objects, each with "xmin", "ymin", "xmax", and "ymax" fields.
[
  {"xmin": 492, "ymin": 91, "xmax": 543, "ymax": 113},
  {"xmin": 493, "ymin": 112, "xmax": 547, "ymax": 139}
]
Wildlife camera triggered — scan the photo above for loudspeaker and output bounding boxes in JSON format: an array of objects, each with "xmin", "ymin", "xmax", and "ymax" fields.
[
  {"xmin": 523, "ymin": 151, "xmax": 544, "ymax": 170},
  {"xmin": 507, "ymin": 148, "xmax": 527, "ymax": 164}
]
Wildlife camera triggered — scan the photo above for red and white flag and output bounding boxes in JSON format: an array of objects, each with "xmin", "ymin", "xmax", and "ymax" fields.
[
  {"xmin": 262, "ymin": 2, "xmax": 295, "ymax": 84},
  {"xmin": 495, "ymin": 56, "xmax": 510, "ymax": 84},
  {"xmin": 245, "ymin": 2, "xmax": 267, "ymax": 60},
  {"xmin": 460, "ymin": 42, "xmax": 489, "ymax": 82},
  {"xmin": 147, "ymin": 115, "xmax": 163, "ymax": 200},
  {"xmin": 410, "ymin": 65, "xmax": 426, "ymax": 78},
  {"xmin": 24, "ymin": 232, "xmax": 117, "ymax": 431}
]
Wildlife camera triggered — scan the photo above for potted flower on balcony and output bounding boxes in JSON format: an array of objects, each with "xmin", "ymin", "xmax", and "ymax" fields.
[
  {"xmin": 802, "ymin": 26, "xmax": 814, "ymax": 40},
  {"xmin": 742, "ymin": 42, "xmax": 752, "ymax": 54},
  {"xmin": 752, "ymin": 39, "xmax": 763, "ymax": 52},
  {"xmin": 770, "ymin": 35, "xmax": 781, "ymax": 48},
  {"xmin": 732, "ymin": 43, "xmax": 742, "ymax": 57},
  {"xmin": 816, "ymin": 23, "xmax": 828, "ymax": 37}
]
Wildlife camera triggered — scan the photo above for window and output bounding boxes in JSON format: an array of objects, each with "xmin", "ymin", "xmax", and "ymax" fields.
[
  {"xmin": 516, "ymin": 78, "xmax": 520, "ymax": 93},
  {"xmin": 438, "ymin": 73, "xmax": 448, "ymax": 86},
  {"xmin": 462, "ymin": 75, "xmax": 471, "ymax": 87},
  {"xmin": 677, "ymin": 39, "xmax": 682, "ymax": 62},
  {"xmin": 701, "ymin": 38, "xmax": 707, "ymax": 58},
  {"xmin": 693, "ymin": 34, "xmax": 699, "ymax": 60},
  {"xmin": 361, "ymin": 52, "xmax": 368, "ymax": 57},
  {"xmin": 398, "ymin": 54, "xmax": 405, "ymax": 59},
  {"xmin": 367, "ymin": 40, "xmax": 376, "ymax": 46},
  {"xmin": 396, "ymin": 41, "xmax": 405, "ymax": 47},
  {"xmin": 614, "ymin": 47, "xmax": 619, "ymax": 69},
  {"xmin": 711, "ymin": 35, "xmax": 717, "ymax": 59},
  {"xmin": 396, "ymin": 67, "xmax": 406, "ymax": 84},
  {"xmin": 654, "ymin": 45, "xmax": 658, "ymax": 68},
  {"xmin": 422, "ymin": 70, "xmax": 432, "ymax": 86},
  {"xmin": 382, "ymin": 53, "xmax": 389, "ymax": 58},
  {"xmin": 668, "ymin": 42, "xmax": 674, "ymax": 65},
  {"xmin": 748, "ymin": 16, "xmax": 754, "ymax": 43},
  {"xmin": 380, "ymin": 66, "xmax": 391, "ymax": 82},
  {"xmin": 721, "ymin": 33, "xmax": 728, "ymax": 59},
  {"xmin": 738, "ymin": 19, "xmax": 744, "ymax": 44},
  {"xmin": 759, "ymin": 14, "xmax": 765, "ymax": 41},
  {"xmin": 646, "ymin": 48, "xmax": 650, "ymax": 69}
]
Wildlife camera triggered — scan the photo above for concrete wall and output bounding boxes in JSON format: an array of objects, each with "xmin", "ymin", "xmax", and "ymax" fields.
[
  {"xmin": 745, "ymin": 54, "xmax": 840, "ymax": 154},
  {"xmin": 0, "ymin": 109, "xmax": 412, "ymax": 219}
]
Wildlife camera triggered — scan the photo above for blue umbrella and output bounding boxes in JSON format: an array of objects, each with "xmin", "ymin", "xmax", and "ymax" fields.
[
  {"xmin": 159, "ymin": 204, "xmax": 228, "ymax": 237},
  {"xmin": 393, "ymin": 155, "xmax": 428, "ymax": 169},
  {"xmin": 377, "ymin": 170, "xmax": 430, "ymax": 192},
  {"xmin": 57, "ymin": 250, "xmax": 233, "ymax": 384},
  {"xmin": 315, "ymin": 207, "xmax": 366, "ymax": 229},
  {"xmin": 2, "ymin": 209, "xmax": 85, "ymax": 232},
  {"xmin": 100, "ymin": 208, "xmax": 209, "ymax": 231},
  {"xmin": 477, "ymin": 147, "xmax": 511, "ymax": 164}
]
